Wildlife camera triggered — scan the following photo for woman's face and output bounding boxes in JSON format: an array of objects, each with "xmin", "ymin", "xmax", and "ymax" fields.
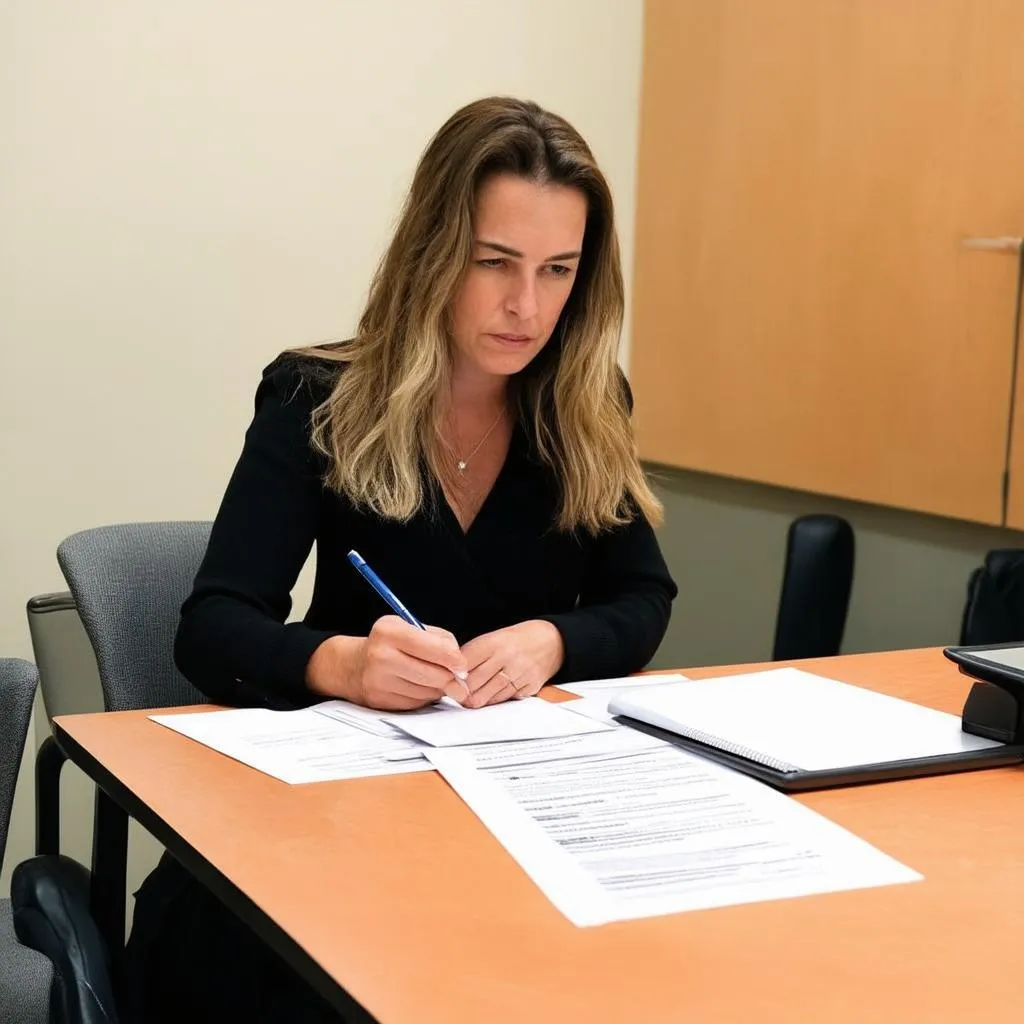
[{"xmin": 449, "ymin": 173, "xmax": 587, "ymax": 386}]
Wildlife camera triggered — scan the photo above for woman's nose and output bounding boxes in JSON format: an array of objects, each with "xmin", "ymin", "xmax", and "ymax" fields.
[{"xmin": 506, "ymin": 274, "xmax": 538, "ymax": 320}]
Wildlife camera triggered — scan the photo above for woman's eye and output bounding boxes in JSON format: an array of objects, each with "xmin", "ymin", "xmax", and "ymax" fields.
[
  {"xmin": 546, "ymin": 264, "xmax": 572, "ymax": 278},
  {"xmin": 478, "ymin": 258, "xmax": 506, "ymax": 269}
]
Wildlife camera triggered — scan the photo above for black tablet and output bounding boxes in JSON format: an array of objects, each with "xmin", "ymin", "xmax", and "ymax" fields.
[
  {"xmin": 944, "ymin": 641, "xmax": 1024, "ymax": 683},
  {"xmin": 943, "ymin": 642, "xmax": 1024, "ymax": 743}
]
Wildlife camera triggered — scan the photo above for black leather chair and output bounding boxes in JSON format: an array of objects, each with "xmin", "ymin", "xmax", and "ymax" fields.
[
  {"xmin": 1, "ymin": 658, "xmax": 118, "ymax": 1024},
  {"xmin": 12, "ymin": 858, "xmax": 118, "ymax": 1024},
  {"xmin": 960, "ymin": 549, "xmax": 1024, "ymax": 646},
  {"xmin": 772, "ymin": 514, "xmax": 855, "ymax": 661}
]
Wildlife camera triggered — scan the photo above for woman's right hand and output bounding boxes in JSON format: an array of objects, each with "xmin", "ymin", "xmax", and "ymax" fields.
[{"xmin": 305, "ymin": 615, "xmax": 469, "ymax": 710}]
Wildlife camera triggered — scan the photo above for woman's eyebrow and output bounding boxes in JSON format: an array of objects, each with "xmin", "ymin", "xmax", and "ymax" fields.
[{"xmin": 476, "ymin": 239, "xmax": 582, "ymax": 261}]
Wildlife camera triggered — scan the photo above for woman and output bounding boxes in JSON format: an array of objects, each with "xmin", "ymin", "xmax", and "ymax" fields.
[{"xmin": 126, "ymin": 97, "xmax": 677, "ymax": 1022}]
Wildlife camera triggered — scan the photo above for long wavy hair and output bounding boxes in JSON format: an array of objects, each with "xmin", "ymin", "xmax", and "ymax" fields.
[{"xmin": 301, "ymin": 96, "xmax": 663, "ymax": 533}]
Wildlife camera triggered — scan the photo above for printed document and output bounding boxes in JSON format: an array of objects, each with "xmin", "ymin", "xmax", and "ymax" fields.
[
  {"xmin": 427, "ymin": 734, "xmax": 921, "ymax": 926},
  {"xmin": 316, "ymin": 696, "xmax": 611, "ymax": 746},
  {"xmin": 151, "ymin": 696, "xmax": 611, "ymax": 782},
  {"xmin": 151, "ymin": 707, "xmax": 431, "ymax": 784},
  {"xmin": 384, "ymin": 696, "xmax": 612, "ymax": 746}
]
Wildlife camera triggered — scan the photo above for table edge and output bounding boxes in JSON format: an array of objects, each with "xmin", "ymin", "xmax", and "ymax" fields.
[{"xmin": 52, "ymin": 719, "xmax": 379, "ymax": 1023}]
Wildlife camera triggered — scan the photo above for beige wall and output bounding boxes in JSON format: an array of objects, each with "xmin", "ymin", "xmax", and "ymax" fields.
[{"xmin": 0, "ymin": 0, "xmax": 644, "ymax": 892}]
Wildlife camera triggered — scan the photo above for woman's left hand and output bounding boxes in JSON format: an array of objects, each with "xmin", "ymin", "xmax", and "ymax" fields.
[{"xmin": 460, "ymin": 620, "xmax": 565, "ymax": 708}]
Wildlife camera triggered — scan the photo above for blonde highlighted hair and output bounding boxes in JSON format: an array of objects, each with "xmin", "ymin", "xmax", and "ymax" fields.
[{"xmin": 299, "ymin": 96, "xmax": 663, "ymax": 533}]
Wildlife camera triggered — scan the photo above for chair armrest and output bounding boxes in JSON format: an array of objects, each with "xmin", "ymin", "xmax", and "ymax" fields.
[{"xmin": 11, "ymin": 855, "xmax": 119, "ymax": 1024}]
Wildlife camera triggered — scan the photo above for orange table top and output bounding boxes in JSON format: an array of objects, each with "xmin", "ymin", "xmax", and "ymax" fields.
[{"xmin": 55, "ymin": 648, "xmax": 1024, "ymax": 1023}]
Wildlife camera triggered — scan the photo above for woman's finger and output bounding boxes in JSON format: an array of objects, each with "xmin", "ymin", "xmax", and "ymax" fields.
[
  {"xmin": 468, "ymin": 669, "xmax": 517, "ymax": 708},
  {"xmin": 512, "ymin": 674, "xmax": 544, "ymax": 700},
  {"xmin": 465, "ymin": 653, "xmax": 503, "ymax": 696},
  {"xmin": 484, "ymin": 669, "xmax": 522, "ymax": 705},
  {"xmin": 364, "ymin": 648, "xmax": 464, "ymax": 704},
  {"xmin": 364, "ymin": 675, "xmax": 450, "ymax": 710},
  {"xmin": 374, "ymin": 616, "xmax": 468, "ymax": 679},
  {"xmin": 388, "ymin": 649, "xmax": 462, "ymax": 693}
]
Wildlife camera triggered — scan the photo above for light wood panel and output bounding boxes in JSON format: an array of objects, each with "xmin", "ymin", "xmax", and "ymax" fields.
[
  {"xmin": 633, "ymin": 0, "xmax": 1024, "ymax": 524},
  {"xmin": 57, "ymin": 648, "xmax": 1024, "ymax": 1023}
]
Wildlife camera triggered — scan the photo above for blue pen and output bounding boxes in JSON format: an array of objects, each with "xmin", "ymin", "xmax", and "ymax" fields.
[
  {"xmin": 347, "ymin": 550, "xmax": 468, "ymax": 684},
  {"xmin": 347, "ymin": 550, "xmax": 425, "ymax": 628}
]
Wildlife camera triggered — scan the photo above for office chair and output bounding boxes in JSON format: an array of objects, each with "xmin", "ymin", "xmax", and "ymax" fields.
[
  {"xmin": 56, "ymin": 522, "xmax": 212, "ymax": 713},
  {"xmin": 27, "ymin": 521, "xmax": 210, "ymax": 888},
  {"xmin": 959, "ymin": 549, "xmax": 1024, "ymax": 646},
  {"xmin": 2, "ymin": 658, "xmax": 117, "ymax": 1024},
  {"xmin": 27, "ymin": 594, "xmax": 104, "ymax": 859},
  {"xmin": 772, "ymin": 514, "xmax": 855, "ymax": 661},
  {"xmin": 51, "ymin": 521, "xmax": 211, "ymax": 956}
]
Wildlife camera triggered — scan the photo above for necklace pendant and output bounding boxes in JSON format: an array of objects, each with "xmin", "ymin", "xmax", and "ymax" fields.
[{"xmin": 457, "ymin": 460, "xmax": 467, "ymax": 473}]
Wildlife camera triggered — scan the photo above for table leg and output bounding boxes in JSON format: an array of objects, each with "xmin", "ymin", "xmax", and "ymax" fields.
[
  {"xmin": 35, "ymin": 734, "xmax": 68, "ymax": 856},
  {"xmin": 91, "ymin": 786, "xmax": 128, "ymax": 979}
]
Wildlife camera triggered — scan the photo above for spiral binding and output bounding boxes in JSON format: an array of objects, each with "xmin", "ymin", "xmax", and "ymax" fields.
[{"xmin": 676, "ymin": 726, "xmax": 801, "ymax": 774}]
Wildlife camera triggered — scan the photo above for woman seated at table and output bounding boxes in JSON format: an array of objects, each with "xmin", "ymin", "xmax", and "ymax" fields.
[{"xmin": 125, "ymin": 96, "xmax": 677, "ymax": 1023}]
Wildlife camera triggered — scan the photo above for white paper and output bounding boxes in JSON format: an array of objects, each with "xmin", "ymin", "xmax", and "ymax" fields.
[
  {"xmin": 151, "ymin": 697, "xmax": 614, "ymax": 781},
  {"xmin": 562, "ymin": 695, "xmax": 618, "ymax": 725},
  {"xmin": 427, "ymin": 736, "xmax": 921, "ymax": 926},
  {"xmin": 150, "ymin": 707, "xmax": 431, "ymax": 784},
  {"xmin": 555, "ymin": 672, "xmax": 688, "ymax": 697},
  {"xmin": 384, "ymin": 726, "xmax": 658, "ymax": 763},
  {"xmin": 313, "ymin": 700, "xmax": 412, "ymax": 738},
  {"xmin": 609, "ymin": 668, "xmax": 1003, "ymax": 772},
  {"xmin": 386, "ymin": 695, "xmax": 613, "ymax": 747}
]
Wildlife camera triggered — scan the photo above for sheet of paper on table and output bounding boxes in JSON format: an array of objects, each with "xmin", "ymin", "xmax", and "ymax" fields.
[
  {"xmin": 426, "ymin": 730, "xmax": 922, "ymax": 926},
  {"xmin": 383, "ymin": 696, "xmax": 613, "ymax": 747},
  {"xmin": 554, "ymin": 672, "xmax": 688, "ymax": 698},
  {"xmin": 151, "ymin": 694, "xmax": 612, "ymax": 782},
  {"xmin": 150, "ymin": 707, "xmax": 431, "ymax": 784},
  {"xmin": 562, "ymin": 695, "xmax": 619, "ymax": 725},
  {"xmin": 315, "ymin": 695, "xmax": 611, "ymax": 746}
]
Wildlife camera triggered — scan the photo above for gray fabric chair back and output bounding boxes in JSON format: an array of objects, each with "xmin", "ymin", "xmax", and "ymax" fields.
[
  {"xmin": 0, "ymin": 658, "xmax": 38, "ymax": 872},
  {"xmin": 57, "ymin": 522, "xmax": 212, "ymax": 712}
]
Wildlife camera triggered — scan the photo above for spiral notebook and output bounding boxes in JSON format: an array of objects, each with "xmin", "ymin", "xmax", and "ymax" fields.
[{"xmin": 607, "ymin": 667, "xmax": 1022, "ymax": 790}]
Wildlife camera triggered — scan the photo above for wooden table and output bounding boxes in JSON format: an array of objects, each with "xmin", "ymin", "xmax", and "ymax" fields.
[{"xmin": 53, "ymin": 648, "xmax": 1024, "ymax": 1023}]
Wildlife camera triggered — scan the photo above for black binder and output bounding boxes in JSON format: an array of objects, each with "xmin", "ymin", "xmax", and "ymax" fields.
[{"xmin": 611, "ymin": 660, "xmax": 1024, "ymax": 792}]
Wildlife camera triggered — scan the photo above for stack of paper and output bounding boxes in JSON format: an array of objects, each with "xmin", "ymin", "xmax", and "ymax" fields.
[
  {"xmin": 149, "ymin": 707, "xmax": 430, "ymax": 784},
  {"xmin": 151, "ymin": 673, "xmax": 926, "ymax": 927},
  {"xmin": 151, "ymin": 695, "xmax": 611, "ymax": 784}
]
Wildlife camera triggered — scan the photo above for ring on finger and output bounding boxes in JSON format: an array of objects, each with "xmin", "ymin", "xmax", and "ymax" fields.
[{"xmin": 498, "ymin": 669, "xmax": 519, "ymax": 692}]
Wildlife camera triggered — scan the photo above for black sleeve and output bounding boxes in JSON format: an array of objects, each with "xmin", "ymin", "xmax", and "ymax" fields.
[
  {"xmin": 173, "ymin": 359, "xmax": 337, "ymax": 707},
  {"xmin": 538, "ymin": 511, "xmax": 678, "ymax": 682}
]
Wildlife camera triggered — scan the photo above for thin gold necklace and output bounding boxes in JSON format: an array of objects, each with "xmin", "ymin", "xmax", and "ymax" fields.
[{"xmin": 442, "ymin": 406, "xmax": 505, "ymax": 474}]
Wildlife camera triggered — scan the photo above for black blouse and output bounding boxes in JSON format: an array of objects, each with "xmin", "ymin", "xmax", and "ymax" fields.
[{"xmin": 174, "ymin": 356, "xmax": 677, "ymax": 707}]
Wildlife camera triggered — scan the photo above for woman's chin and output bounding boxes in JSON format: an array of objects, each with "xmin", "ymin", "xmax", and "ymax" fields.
[{"xmin": 476, "ymin": 345, "xmax": 542, "ymax": 377}]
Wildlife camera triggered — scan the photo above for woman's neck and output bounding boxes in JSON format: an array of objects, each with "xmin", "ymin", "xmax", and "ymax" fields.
[{"xmin": 448, "ymin": 365, "xmax": 509, "ymax": 416}]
